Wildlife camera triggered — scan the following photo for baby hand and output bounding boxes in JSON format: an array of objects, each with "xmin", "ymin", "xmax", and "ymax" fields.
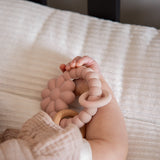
[
  {"xmin": 60, "ymin": 56, "xmax": 100, "ymax": 95},
  {"xmin": 60, "ymin": 56, "xmax": 100, "ymax": 73}
]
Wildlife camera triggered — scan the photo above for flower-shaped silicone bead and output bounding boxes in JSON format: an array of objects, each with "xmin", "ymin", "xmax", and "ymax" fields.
[{"xmin": 41, "ymin": 75, "xmax": 76, "ymax": 118}]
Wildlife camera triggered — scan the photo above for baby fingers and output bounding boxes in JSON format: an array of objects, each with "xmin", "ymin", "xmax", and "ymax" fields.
[
  {"xmin": 65, "ymin": 56, "xmax": 82, "ymax": 71},
  {"xmin": 59, "ymin": 64, "xmax": 66, "ymax": 72}
]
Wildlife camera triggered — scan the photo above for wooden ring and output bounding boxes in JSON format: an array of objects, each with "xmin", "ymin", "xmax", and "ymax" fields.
[{"xmin": 53, "ymin": 109, "xmax": 86, "ymax": 138}]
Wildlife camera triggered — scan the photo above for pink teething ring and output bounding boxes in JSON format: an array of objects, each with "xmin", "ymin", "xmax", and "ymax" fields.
[
  {"xmin": 79, "ymin": 89, "xmax": 112, "ymax": 108},
  {"xmin": 41, "ymin": 66, "xmax": 112, "ymax": 129}
]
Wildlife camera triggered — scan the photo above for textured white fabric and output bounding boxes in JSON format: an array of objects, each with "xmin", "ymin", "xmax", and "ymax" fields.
[
  {"xmin": 80, "ymin": 139, "xmax": 92, "ymax": 160},
  {"xmin": 0, "ymin": 0, "xmax": 160, "ymax": 160}
]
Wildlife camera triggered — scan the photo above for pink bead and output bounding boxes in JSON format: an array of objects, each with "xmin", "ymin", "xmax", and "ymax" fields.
[
  {"xmin": 60, "ymin": 118, "xmax": 67, "ymax": 128},
  {"xmin": 60, "ymin": 91, "xmax": 75, "ymax": 104},
  {"xmin": 41, "ymin": 88, "xmax": 50, "ymax": 98},
  {"xmin": 84, "ymin": 108, "xmax": 97, "ymax": 116},
  {"xmin": 48, "ymin": 79, "xmax": 56, "ymax": 90},
  {"xmin": 56, "ymin": 76, "xmax": 65, "ymax": 87},
  {"xmin": 72, "ymin": 115, "xmax": 84, "ymax": 128},
  {"xmin": 41, "ymin": 97, "xmax": 51, "ymax": 110},
  {"xmin": 79, "ymin": 111, "xmax": 92, "ymax": 123},
  {"xmin": 88, "ymin": 78, "xmax": 101, "ymax": 88},
  {"xmin": 63, "ymin": 71, "xmax": 71, "ymax": 80},
  {"xmin": 75, "ymin": 66, "xmax": 85, "ymax": 77},
  {"xmin": 89, "ymin": 86, "xmax": 102, "ymax": 96},
  {"xmin": 60, "ymin": 80, "xmax": 75, "ymax": 91},
  {"xmin": 55, "ymin": 98, "xmax": 68, "ymax": 111},
  {"xmin": 69, "ymin": 68, "xmax": 78, "ymax": 79},
  {"xmin": 81, "ymin": 68, "xmax": 93, "ymax": 79},
  {"xmin": 50, "ymin": 88, "xmax": 60, "ymax": 100},
  {"xmin": 46, "ymin": 101, "xmax": 55, "ymax": 114},
  {"xmin": 65, "ymin": 118, "xmax": 72, "ymax": 126},
  {"xmin": 86, "ymin": 72, "xmax": 99, "ymax": 81}
]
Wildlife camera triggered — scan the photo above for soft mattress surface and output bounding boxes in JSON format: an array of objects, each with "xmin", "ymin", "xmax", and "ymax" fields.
[{"xmin": 0, "ymin": 0, "xmax": 160, "ymax": 159}]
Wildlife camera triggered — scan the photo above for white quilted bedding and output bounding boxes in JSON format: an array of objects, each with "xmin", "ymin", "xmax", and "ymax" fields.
[{"xmin": 0, "ymin": 0, "xmax": 160, "ymax": 159}]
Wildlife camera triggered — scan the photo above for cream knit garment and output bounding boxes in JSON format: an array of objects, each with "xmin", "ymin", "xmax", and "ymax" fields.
[{"xmin": 0, "ymin": 111, "xmax": 92, "ymax": 160}]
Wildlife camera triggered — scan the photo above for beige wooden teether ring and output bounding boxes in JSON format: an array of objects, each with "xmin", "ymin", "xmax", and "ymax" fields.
[
  {"xmin": 53, "ymin": 109, "xmax": 86, "ymax": 138},
  {"xmin": 41, "ymin": 66, "xmax": 112, "ymax": 129}
]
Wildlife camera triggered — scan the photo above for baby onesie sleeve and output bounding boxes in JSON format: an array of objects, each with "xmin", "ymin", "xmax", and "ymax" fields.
[{"xmin": 79, "ymin": 138, "xmax": 92, "ymax": 160}]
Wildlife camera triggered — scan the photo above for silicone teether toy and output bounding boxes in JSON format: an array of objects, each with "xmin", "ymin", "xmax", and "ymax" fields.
[{"xmin": 41, "ymin": 66, "xmax": 112, "ymax": 129}]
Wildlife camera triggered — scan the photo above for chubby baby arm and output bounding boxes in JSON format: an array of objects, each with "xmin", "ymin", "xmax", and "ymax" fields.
[
  {"xmin": 86, "ymin": 75, "xmax": 128, "ymax": 160},
  {"xmin": 60, "ymin": 56, "xmax": 128, "ymax": 160}
]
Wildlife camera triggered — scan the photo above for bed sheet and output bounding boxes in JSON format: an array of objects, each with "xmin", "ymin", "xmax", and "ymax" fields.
[{"xmin": 0, "ymin": 0, "xmax": 160, "ymax": 159}]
